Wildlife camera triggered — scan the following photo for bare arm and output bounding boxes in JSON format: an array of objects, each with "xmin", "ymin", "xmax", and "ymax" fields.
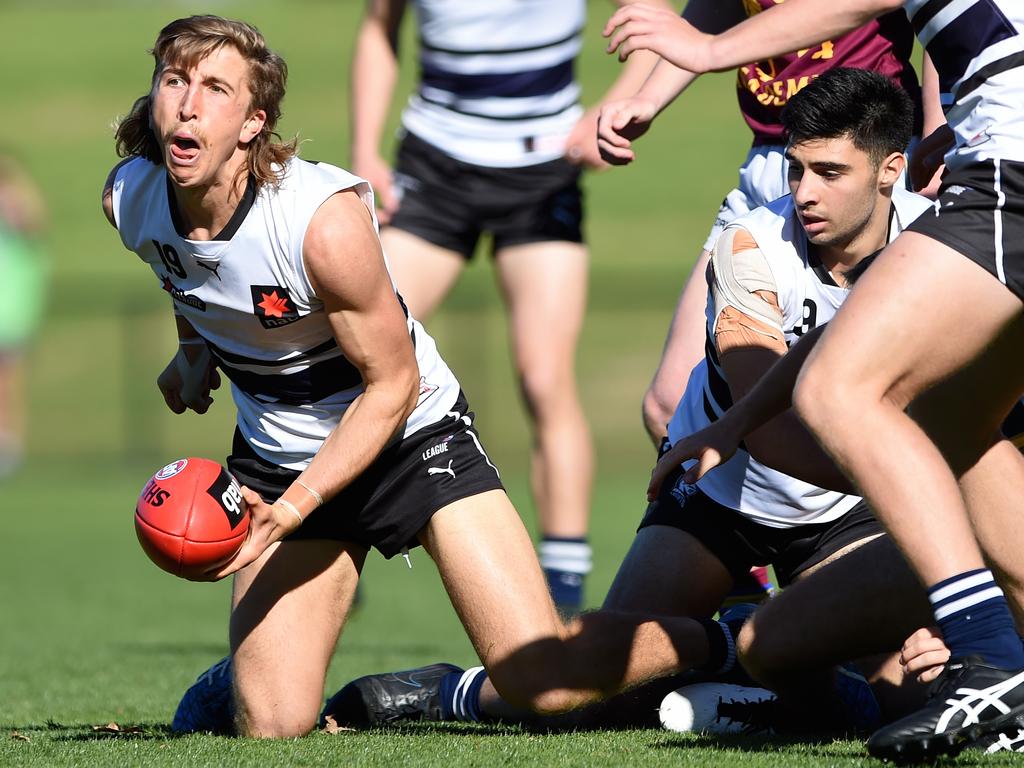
[
  {"xmin": 213, "ymin": 190, "xmax": 419, "ymax": 577},
  {"xmin": 297, "ymin": 190, "xmax": 420, "ymax": 500},
  {"xmin": 722, "ymin": 327, "xmax": 853, "ymax": 492},
  {"xmin": 597, "ymin": 0, "xmax": 745, "ymax": 164},
  {"xmin": 103, "ymin": 160, "xmax": 222, "ymax": 417},
  {"xmin": 910, "ymin": 52, "xmax": 952, "ymax": 196},
  {"xmin": 648, "ymin": 311, "xmax": 854, "ymax": 498},
  {"xmin": 567, "ymin": 0, "xmax": 676, "ymax": 168},
  {"xmin": 605, "ymin": 0, "xmax": 901, "ymax": 74},
  {"xmin": 350, "ymin": 0, "xmax": 407, "ymax": 223}
]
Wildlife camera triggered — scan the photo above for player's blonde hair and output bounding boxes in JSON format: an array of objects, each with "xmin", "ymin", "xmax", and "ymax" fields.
[{"xmin": 114, "ymin": 15, "xmax": 296, "ymax": 188}]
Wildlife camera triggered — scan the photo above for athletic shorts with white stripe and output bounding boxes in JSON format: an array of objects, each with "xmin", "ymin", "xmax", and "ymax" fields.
[
  {"xmin": 226, "ymin": 391, "xmax": 504, "ymax": 559},
  {"xmin": 908, "ymin": 159, "xmax": 1024, "ymax": 301}
]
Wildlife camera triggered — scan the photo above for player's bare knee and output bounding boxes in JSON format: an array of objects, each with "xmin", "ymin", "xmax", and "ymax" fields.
[
  {"xmin": 235, "ymin": 706, "xmax": 317, "ymax": 739},
  {"xmin": 793, "ymin": 362, "xmax": 835, "ymax": 433},
  {"xmin": 515, "ymin": 362, "xmax": 575, "ymax": 416}
]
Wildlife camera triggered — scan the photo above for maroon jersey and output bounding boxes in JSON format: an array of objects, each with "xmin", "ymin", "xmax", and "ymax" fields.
[{"xmin": 736, "ymin": 4, "xmax": 921, "ymax": 145}]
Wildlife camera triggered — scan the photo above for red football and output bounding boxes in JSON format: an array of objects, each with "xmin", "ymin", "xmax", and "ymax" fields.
[{"xmin": 135, "ymin": 457, "xmax": 249, "ymax": 579}]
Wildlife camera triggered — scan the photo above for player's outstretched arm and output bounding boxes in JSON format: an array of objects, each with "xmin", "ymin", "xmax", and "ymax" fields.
[
  {"xmin": 596, "ymin": 0, "xmax": 743, "ymax": 165},
  {"xmin": 604, "ymin": 0, "xmax": 900, "ymax": 74},
  {"xmin": 647, "ymin": 322, "xmax": 853, "ymax": 497},
  {"xmin": 350, "ymin": 0, "xmax": 407, "ymax": 223},
  {"xmin": 647, "ymin": 413, "xmax": 742, "ymax": 499},
  {"xmin": 210, "ymin": 189, "xmax": 420, "ymax": 578},
  {"xmin": 596, "ymin": 62, "xmax": 692, "ymax": 166},
  {"xmin": 566, "ymin": 0, "xmax": 678, "ymax": 168},
  {"xmin": 726, "ymin": 322, "xmax": 854, "ymax": 492}
]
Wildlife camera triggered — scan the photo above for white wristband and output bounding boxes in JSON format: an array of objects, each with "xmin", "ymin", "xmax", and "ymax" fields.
[
  {"xmin": 276, "ymin": 498, "xmax": 304, "ymax": 527},
  {"xmin": 296, "ymin": 480, "xmax": 324, "ymax": 508}
]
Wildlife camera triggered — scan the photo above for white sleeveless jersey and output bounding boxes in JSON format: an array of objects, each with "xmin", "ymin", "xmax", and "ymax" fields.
[
  {"xmin": 667, "ymin": 187, "xmax": 932, "ymax": 527},
  {"xmin": 111, "ymin": 156, "xmax": 461, "ymax": 470},
  {"xmin": 905, "ymin": 0, "xmax": 1024, "ymax": 168},
  {"xmin": 401, "ymin": 0, "xmax": 585, "ymax": 167}
]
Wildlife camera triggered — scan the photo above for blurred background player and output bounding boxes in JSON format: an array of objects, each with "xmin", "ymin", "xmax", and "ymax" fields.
[
  {"xmin": 349, "ymin": 0, "xmax": 670, "ymax": 614},
  {"xmin": 0, "ymin": 153, "xmax": 48, "ymax": 476}
]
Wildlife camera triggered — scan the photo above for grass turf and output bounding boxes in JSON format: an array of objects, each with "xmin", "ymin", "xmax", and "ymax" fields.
[
  {"xmin": 0, "ymin": 1, "xmax": 963, "ymax": 766},
  {"xmin": 4, "ymin": 459, "xmax": 990, "ymax": 768}
]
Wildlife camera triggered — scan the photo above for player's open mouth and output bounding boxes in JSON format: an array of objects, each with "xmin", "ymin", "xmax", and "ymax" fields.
[
  {"xmin": 169, "ymin": 136, "xmax": 200, "ymax": 163},
  {"xmin": 799, "ymin": 213, "xmax": 826, "ymax": 232}
]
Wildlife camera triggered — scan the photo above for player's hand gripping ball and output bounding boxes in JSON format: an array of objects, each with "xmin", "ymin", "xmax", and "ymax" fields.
[{"xmin": 135, "ymin": 458, "xmax": 250, "ymax": 579}]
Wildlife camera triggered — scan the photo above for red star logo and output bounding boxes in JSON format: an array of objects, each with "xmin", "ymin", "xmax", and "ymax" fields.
[
  {"xmin": 257, "ymin": 290, "xmax": 291, "ymax": 318},
  {"xmin": 161, "ymin": 276, "xmax": 174, "ymax": 293}
]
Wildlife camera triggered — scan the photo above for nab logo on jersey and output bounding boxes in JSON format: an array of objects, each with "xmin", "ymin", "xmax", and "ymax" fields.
[{"xmin": 250, "ymin": 285, "xmax": 300, "ymax": 329}]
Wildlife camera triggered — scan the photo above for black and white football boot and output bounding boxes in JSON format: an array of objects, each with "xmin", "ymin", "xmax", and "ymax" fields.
[
  {"xmin": 973, "ymin": 726, "xmax": 1024, "ymax": 754},
  {"xmin": 320, "ymin": 662, "xmax": 463, "ymax": 728},
  {"xmin": 866, "ymin": 656, "xmax": 1024, "ymax": 762}
]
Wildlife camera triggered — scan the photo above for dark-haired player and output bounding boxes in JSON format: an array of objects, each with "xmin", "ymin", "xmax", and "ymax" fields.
[
  {"xmin": 607, "ymin": 0, "xmax": 1024, "ymax": 760},
  {"xmin": 327, "ymin": 69, "xmax": 937, "ymax": 736}
]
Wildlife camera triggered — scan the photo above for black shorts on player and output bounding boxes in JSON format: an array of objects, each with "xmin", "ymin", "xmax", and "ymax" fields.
[
  {"xmin": 228, "ymin": 391, "xmax": 504, "ymax": 559},
  {"xmin": 641, "ymin": 463, "xmax": 882, "ymax": 587},
  {"xmin": 908, "ymin": 159, "xmax": 1024, "ymax": 302},
  {"xmin": 389, "ymin": 131, "xmax": 584, "ymax": 259}
]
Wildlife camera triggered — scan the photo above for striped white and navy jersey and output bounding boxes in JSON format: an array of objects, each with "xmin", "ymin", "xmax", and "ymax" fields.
[
  {"xmin": 905, "ymin": 0, "xmax": 1024, "ymax": 168},
  {"xmin": 400, "ymin": 0, "xmax": 585, "ymax": 168},
  {"xmin": 111, "ymin": 156, "xmax": 461, "ymax": 470},
  {"xmin": 666, "ymin": 187, "xmax": 932, "ymax": 528}
]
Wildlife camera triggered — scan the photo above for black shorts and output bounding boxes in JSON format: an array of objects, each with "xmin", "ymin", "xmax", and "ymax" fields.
[
  {"xmin": 639, "ymin": 464, "xmax": 882, "ymax": 587},
  {"xmin": 908, "ymin": 159, "xmax": 1024, "ymax": 302},
  {"xmin": 226, "ymin": 392, "xmax": 504, "ymax": 559},
  {"xmin": 389, "ymin": 131, "xmax": 584, "ymax": 259}
]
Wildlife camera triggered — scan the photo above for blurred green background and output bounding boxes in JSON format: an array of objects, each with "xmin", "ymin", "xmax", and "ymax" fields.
[{"xmin": 0, "ymin": 1, "xmax": 759, "ymax": 764}]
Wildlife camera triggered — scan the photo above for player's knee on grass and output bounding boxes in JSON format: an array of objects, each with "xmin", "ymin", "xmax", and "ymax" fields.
[{"xmin": 235, "ymin": 702, "xmax": 319, "ymax": 739}]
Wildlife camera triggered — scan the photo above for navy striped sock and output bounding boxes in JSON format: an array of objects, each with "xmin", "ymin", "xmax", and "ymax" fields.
[
  {"xmin": 439, "ymin": 666, "xmax": 488, "ymax": 722},
  {"xmin": 540, "ymin": 537, "xmax": 591, "ymax": 611},
  {"xmin": 930, "ymin": 568, "xmax": 1024, "ymax": 670}
]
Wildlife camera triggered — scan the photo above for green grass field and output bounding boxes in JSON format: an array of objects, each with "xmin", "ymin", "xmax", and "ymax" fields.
[{"xmin": 0, "ymin": 1, "xmax": 985, "ymax": 766}]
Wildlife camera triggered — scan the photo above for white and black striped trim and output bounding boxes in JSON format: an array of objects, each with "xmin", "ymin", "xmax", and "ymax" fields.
[{"xmin": 929, "ymin": 571, "xmax": 1006, "ymax": 622}]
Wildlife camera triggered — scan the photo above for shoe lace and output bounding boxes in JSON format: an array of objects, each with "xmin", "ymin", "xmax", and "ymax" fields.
[{"xmin": 716, "ymin": 695, "xmax": 777, "ymax": 734}]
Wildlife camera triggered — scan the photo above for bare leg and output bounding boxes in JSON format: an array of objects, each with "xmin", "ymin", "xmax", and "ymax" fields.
[
  {"xmin": 909, "ymin": 359, "xmax": 1024, "ymax": 628},
  {"xmin": 794, "ymin": 233, "xmax": 1024, "ymax": 588},
  {"xmin": 739, "ymin": 535, "xmax": 933, "ymax": 726},
  {"xmin": 380, "ymin": 227, "xmax": 465, "ymax": 321},
  {"xmin": 419, "ymin": 491, "xmax": 716, "ymax": 718},
  {"xmin": 495, "ymin": 242, "xmax": 592, "ymax": 541},
  {"xmin": 642, "ymin": 250, "xmax": 711, "ymax": 444},
  {"xmin": 230, "ymin": 539, "xmax": 365, "ymax": 737},
  {"xmin": 604, "ymin": 525, "xmax": 732, "ymax": 617}
]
